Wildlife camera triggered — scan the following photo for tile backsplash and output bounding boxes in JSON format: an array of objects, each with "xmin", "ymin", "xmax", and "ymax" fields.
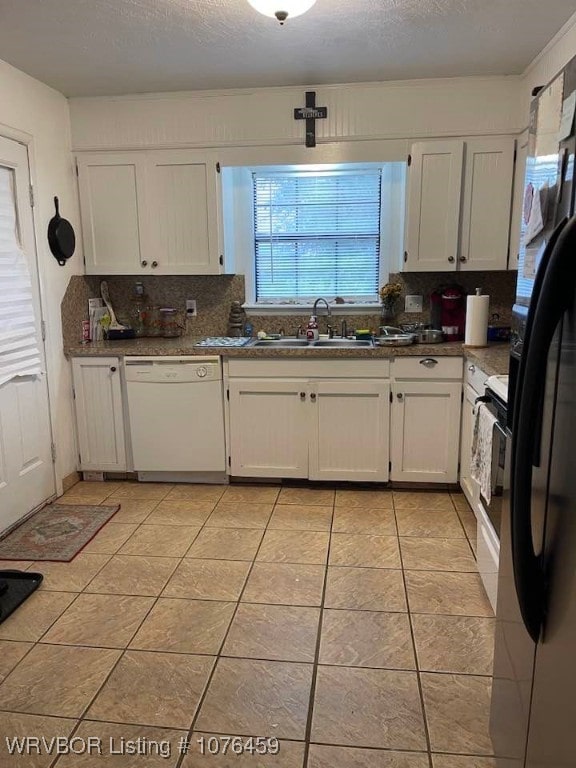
[{"xmin": 61, "ymin": 270, "xmax": 516, "ymax": 347}]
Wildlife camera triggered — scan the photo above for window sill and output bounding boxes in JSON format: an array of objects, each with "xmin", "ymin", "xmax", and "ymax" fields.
[{"xmin": 243, "ymin": 303, "xmax": 383, "ymax": 316}]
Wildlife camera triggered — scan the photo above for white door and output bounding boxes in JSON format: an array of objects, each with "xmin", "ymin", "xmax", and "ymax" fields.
[
  {"xmin": 147, "ymin": 150, "xmax": 223, "ymax": 275},
  {"xmin": 405, "ymin": 140, "xmax": 464, "ymax": 271},
  {"xmin": 228, "ymin": 379, "xmax": 309, "ymax": 478},
  {"xmin": 0, "ymin": 136, "xmax": 55, "ymax": 533},
  {"xmin": 459, "ymin": 138, "xmax": 515, "ymax": 271},
  {"xmin": 77, "ymin": 152, "xmax": 147, "ymax": 275},
  {"xmin": 72, "ymin": 357, "xmax": 127, "ymax": 472},
  {"xmin": 309, "ymin": 380, "xmax": 390, "ymax": 482},
  {"xmin": 390, "ymin": 380, "xmax": 462, "ymax": 483}
]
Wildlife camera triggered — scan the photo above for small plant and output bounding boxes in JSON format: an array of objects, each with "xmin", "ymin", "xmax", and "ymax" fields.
[{"xmin": 379, "ymin": 282, "xmax": 403, "ymax": 302}]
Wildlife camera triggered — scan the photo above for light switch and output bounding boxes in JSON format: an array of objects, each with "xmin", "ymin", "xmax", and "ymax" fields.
[
  {"xmin": 186, "ymin": 299, "xmax": 197, "ymax": 317},
  {"xmin": 405, "ymin": 295, "xmax": 423, "ymax": 313}
]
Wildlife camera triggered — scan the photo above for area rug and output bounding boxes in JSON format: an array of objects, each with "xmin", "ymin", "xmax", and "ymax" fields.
[{"xmin": 0, "ymin": 503, "xmax": 120, "ymax": 562}]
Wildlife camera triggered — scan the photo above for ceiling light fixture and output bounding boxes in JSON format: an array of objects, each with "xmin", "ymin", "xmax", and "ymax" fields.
[{"xmin": 247, "ymin": 0, "xmax": 317, "ymax": 24}]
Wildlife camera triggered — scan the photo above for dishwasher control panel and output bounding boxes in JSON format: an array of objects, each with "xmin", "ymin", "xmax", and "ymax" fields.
[{"xmin": 125, "ymin": 356, "xmax": 222, "ymax": 384}]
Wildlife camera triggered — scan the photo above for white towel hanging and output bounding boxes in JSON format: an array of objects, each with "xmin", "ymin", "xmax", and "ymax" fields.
[{"xmin": 471, "ymin": 402, "xmax": 498, "ymax": 505}]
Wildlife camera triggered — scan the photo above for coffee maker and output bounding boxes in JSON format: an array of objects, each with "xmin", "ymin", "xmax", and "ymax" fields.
[{"xmin": 430, "ymin": 285, "xmax": 467, "ymax": 341}]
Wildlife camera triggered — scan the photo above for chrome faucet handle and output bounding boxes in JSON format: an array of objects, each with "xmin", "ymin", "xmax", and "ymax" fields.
[{"xmin": 327, "ymin": 324, "xmax": 334, "ymax": 339}]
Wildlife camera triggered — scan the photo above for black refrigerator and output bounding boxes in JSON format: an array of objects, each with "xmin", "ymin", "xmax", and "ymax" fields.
[{"xmin": 490, "ymin": 55, "xmax": 576, "ymax": 768}]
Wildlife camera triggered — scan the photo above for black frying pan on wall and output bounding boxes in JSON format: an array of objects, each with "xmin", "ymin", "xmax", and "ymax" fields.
[{"xmin": 48, "ymin": 196, "xmax": 75, "ymax": 266}]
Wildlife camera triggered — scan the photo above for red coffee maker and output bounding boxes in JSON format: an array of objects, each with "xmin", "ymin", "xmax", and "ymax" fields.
[{"xmin": 430, "ymin": 285, "xmax": 467, "ymax": 341}]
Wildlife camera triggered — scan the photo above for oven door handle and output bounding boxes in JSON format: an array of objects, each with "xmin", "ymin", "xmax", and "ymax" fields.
[{"xmin": 511, "ymin": 216, "xmax": 576, "ymax": 642}]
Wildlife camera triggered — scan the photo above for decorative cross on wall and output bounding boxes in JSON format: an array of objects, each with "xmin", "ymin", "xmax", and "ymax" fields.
[{"xmin": 294, "ymin": 91, "xmax": 328, "ymax": 148}]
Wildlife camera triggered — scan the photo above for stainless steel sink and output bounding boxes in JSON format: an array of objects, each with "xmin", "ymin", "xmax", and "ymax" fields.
[
  {"xmin": 250, "ymin": 339, "xmax": 310, "ymax": 347},
  {"xmin": 312, "ymin": 339, "xmax": 373, "ymax": 347},
  {"xmin": 249, "ymin": 338, "xmax": 373, "ymax": 349}
]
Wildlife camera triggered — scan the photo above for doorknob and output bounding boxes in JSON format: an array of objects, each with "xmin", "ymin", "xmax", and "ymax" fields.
[
  {"xmin": 460, "ymin": 256, "xmax": 467, "ymax": 262},
  {"xmin": 397, "ymin": 393, "xmax": 403, "ymax": 400},
  {"xmin": 299, "ymin": 392, "xmax": 306, "ymax": 400},
  {"xmin": 310, "ymin": 393, "xmax": 317, "ymax": 402},
  {"xmin": 448, "ymin": 256, "xmax": 455, "ymax": 263},
  {"xmin": 151, "ymin": 260, "xmax": 159, "ymax": 268},
  {"xmin": 141, "ymin": 260, "xmax": 148, "ymax": 267}
]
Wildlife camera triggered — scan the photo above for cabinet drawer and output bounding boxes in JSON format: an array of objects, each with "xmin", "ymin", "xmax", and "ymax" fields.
[
  {"xmin": 226, "ymin": 359, "xmax": 390, "ymax": 379},
  {"xmin": 465, "ymin": 359, "xmax": 489, "ymax": 393},
  {"xmin": 392, "ymin": 356, "xmax": 463, "ymax": 380}
]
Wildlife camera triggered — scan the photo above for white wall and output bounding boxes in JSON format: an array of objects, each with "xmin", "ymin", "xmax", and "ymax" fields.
[
  {"xmin": 520, "ymin": 11, "xmax": 576, "ymax": 120},
  {"xmin": 69, "ymin": 76, "xmax": 523, "ymax": 152},
  {"xmin": 0, "ymin": 58, "xmax": 82, "ymax": 490}
]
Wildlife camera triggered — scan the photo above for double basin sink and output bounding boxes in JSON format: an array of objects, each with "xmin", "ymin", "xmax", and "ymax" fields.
[{"xmin": 249, "ymin": 338, "xmax": 373, "ymax": 349}]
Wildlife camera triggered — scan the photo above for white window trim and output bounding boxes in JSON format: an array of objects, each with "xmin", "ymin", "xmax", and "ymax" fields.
[{"xmin": 222, "ymin": 161, "xmax": 406, "ymax": 315}]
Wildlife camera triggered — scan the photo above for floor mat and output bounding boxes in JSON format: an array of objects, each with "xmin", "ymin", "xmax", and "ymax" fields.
[
  {"xmin": 0, "ymin": 570, "xmax": 43, "ymax": 624},
  {"xmin": 0, "ymin": 503, "xmax": 119, "ymax": 562}
]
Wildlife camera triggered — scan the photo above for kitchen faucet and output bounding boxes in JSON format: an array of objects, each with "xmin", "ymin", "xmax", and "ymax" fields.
[{"xmin": 313, "ymin": 298, "xmax": 331, "ymax": 333}]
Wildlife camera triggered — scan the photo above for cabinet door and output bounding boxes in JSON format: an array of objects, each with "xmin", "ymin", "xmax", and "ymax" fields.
[
  {"xmin": 309, "ymin": 380, "xmax": 390, "ymax": 482},
  {"xmin": 391, "ymin": 381, "xmax": 461, "ymax": 483},
  {"xmin": 72, "ymin": 358, "xmax": 127, "ymax": 471},
  {"xmin": 508, "ymin": 131, "xmax": 528, "ymax": 271},
  {"xmin": 405, "ymin": 140, "xmax": 464, "ymax": 271},
  {"xmin": 459, "ymin": 138, "xmax": 515, "ymax": 271},
  {"xmin": 77, "ymin": 153, "xmax": 147, "ymax": 275},
  {"xmin": 228, "ymin": 379, "xmax": 309, "ymax": 478},
  {"xmin": 146, "ymin": 150, "xmax": 222, "ymax": 275}
]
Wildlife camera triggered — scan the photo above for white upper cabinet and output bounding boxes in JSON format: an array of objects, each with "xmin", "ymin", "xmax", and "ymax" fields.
[
  {"xmin": 77, "ymin": 150, "xmax": 223, "ymax": 275},
  {"xmin": 405, "ymin": 140, "xmax": 465, "ymax": 271},
  {"xmin": 459, "ymin": 138, "xmax": 515, "ymax": 271},
  {"xmin": 77, "ymin": 153, "xmax": 147, "ymax": 275},
  {"xmin": 405, "ymin": 137, "xmax": 516, "ymax": 272}
]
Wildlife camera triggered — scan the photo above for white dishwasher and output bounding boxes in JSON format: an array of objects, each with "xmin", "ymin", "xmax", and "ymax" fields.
[{"xmin": 125, "ymin": 356, "xmax": 226, "ymax": 481}]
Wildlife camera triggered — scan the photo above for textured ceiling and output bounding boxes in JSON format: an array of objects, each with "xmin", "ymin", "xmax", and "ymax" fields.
[{"xmin": 0, "ymin": 0, "xmax": 574, "ymax": 97}]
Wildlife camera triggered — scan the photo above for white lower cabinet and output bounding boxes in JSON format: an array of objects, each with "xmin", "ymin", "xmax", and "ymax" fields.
[
  {"xmin": 227, "ymin": 364, "xmax": 390, "ymax": 482},
  {"xmin": 390, "ymin": 375, "xmax": 462, "ymax": 484},
  {"xmin": 309, "ymin": 380, "xmax": 390, "ymax": 482},
  {"xmin": 72, "ymin": 357, "xmax": 127, "ymax": 472},
  {"xmin": 228, "ymin": 379, "xmax": 309, "ymax": 479}
]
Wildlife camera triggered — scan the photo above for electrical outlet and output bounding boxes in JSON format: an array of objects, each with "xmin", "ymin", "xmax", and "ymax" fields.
[
  {"xmin": 186, "ymin": 299, "xmax": 197, "ymax": 317},
  {"xmin": 405, "ymin": 295, "xmax": 423, "ymax": 313}
]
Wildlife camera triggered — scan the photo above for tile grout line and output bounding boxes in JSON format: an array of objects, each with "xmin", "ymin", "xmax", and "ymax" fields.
[
  {"xmin": 301, "ymin": 492, "xmax": 336, "ymax": 767},
  {"xmin": 395, "ymin": 500, "xmax": 435, "ymax": 768},
  {"xmin": 172, "ymin": 489, "xmax": 280, "ymax": 768}
]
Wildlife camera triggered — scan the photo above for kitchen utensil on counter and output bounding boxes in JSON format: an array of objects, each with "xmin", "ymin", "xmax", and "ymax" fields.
[
  {"xmin": 159, "ymin": 307, "xmax": 181, "ymax": 337},
  {"xmin": 100, "ymin": 281, "xmax": 125, "ymax": 330},
  {"xmin": 375, "ymin": 327, "xmax": 416, "ymax": 346},
  {"xmin": 464, "ymin": 287, "xmax": 490, "ymax": 348},
  {"xmin": 48, "ymin": 197, "xmax": 75, "ymax": 266},
  {"xmin": 414, "ymin": 328, "xmax": 444, "ymax": 344}
]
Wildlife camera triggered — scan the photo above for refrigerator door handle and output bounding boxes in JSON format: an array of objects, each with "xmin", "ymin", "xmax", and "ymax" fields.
[{"xmin": 511, "ymin": 216, "xmax": 576, "ymax": 642}]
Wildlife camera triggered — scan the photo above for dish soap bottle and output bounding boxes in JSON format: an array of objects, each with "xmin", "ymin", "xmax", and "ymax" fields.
[{"xmin": 306, "ymin": 314, "xmax": 319, "ymax": 341}]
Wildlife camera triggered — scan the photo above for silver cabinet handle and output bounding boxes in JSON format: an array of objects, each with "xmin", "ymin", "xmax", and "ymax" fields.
[
  {"xmin": 310, "ymin": 393, "xmax": 317, "ymax": 402},
  {"xmin": 419, "ymin": 358, "xmax": 438, "ymax": 367},
  {"xmin": 141, "ymin": 260, "xmax": 148, "ymax": 267},
  {"xmin": 468, "ymin": 364, "xmax": 476, "ymax": 373},
  {"xmin": 300, "ymin": 392, "xmax": 306, "ymax": 400},
  {"xmin": 151, "ymin": 260, "xmax": 159, "ymax": 268},
  {"xmin": 448, "ymin": 256, "xmax": 455, "ymax": 263},
  {"xmin": 397, "ymin": 393, "xmax": 403, "ymax": 400}
]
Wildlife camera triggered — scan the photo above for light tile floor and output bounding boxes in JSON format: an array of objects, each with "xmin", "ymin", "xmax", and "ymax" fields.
[{"xmin": 0, "ymin": 482, "xmax": 495, "ymax": 767}]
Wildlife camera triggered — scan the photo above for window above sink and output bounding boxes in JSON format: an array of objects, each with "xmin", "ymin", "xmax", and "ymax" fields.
[{"xmin": 221, "ymin": 161, "xmax": 406, "ymax": 315}]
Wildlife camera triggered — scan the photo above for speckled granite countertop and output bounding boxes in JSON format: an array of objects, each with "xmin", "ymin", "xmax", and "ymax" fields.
[
  {"xmin": 65, "ymin": 337, "xmax": 510, "ymax": 374},
  {"xmin": 463, "ymin": 345, "xmax": 510, "ymax": 377}
]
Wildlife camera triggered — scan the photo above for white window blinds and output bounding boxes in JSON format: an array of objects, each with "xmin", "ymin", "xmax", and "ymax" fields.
[
  {"xmin": 254, "ymin": 169, "xmax": 381, "ymax": 301},
  {"xmin": 0, "ymin": 167, "xmax": 41, "ymax": 386}
]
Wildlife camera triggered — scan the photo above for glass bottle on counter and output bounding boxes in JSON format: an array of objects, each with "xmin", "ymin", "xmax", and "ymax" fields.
[{"xmin": 130, "ymin": 282, "xmax": 148, "ymax": 337}]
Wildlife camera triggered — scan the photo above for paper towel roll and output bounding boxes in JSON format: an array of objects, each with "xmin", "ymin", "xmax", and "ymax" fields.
[{"xmin": 465, "ymin": 293, "xmax": 489, "ymax": 347}]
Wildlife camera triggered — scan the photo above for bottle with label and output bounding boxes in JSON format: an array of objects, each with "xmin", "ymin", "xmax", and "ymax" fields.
[
  {"xmin": 130, "ymin": 281, "xmax": 147, "ymax": 337},
  {"xmin": 306, "ymin": 315, "xmax": 319, "ymax": 341}
]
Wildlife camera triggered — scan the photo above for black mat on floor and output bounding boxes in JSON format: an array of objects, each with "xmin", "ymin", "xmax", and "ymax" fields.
[{"xmin": 0, "ymin": 570, "xmax": 43, "ymax": 625}]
